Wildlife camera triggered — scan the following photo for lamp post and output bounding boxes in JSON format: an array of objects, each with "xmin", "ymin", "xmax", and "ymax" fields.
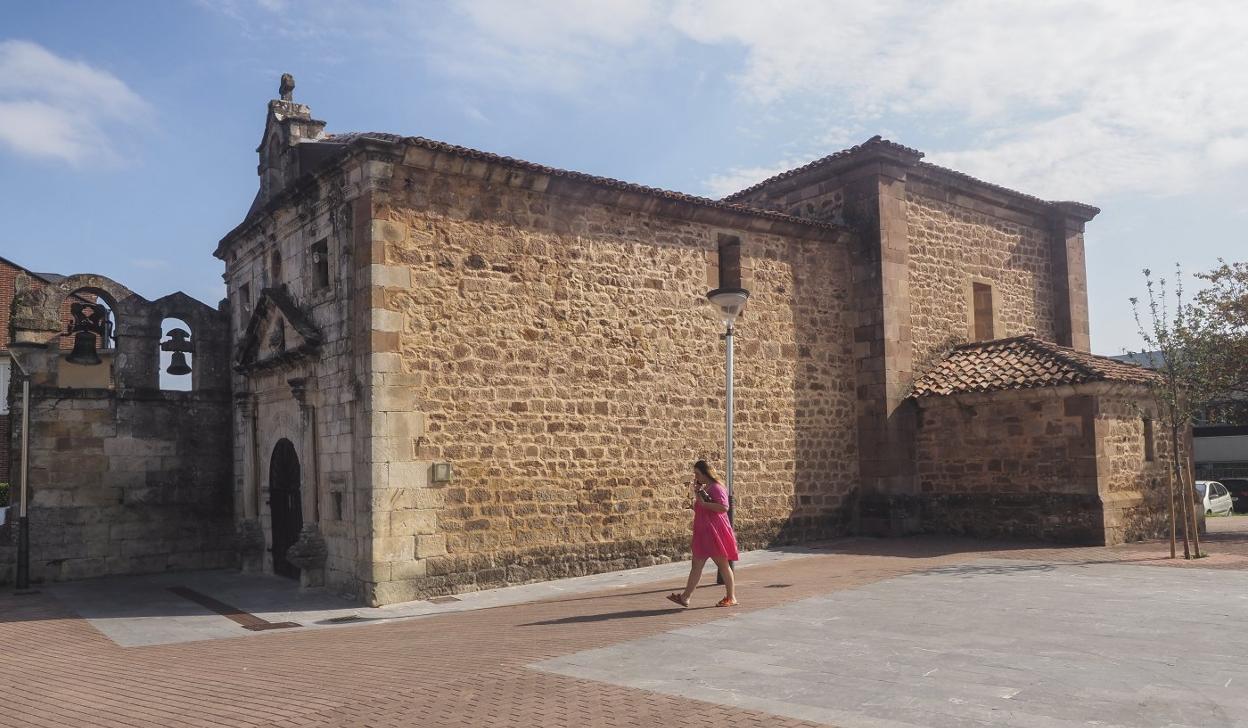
[
  {"xmin": 706, "ymin": 286, "xmax": 749, "ymax": 577},
  {"xmin": 9, "ymin": 353, "xmax": 33, "ymax": 593}
]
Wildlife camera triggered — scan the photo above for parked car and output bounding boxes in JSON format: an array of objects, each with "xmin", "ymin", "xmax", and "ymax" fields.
[
  {"xmin": 1220, "ymin": 478, "xmax": 1248, "ymax": 514},
  {"xmin": 1196, "ymin": 480, "xmax": 1235, "ymax": 516}
]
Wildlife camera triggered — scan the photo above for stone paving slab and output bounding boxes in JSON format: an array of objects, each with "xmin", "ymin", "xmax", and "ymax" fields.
[
  {"xmin": 45, "ymin": 545, "xmax": 815, "ymax": 646},
  {"xmin": 534, "ymin": 558, "xmax": 1248, "ymax": 727}
]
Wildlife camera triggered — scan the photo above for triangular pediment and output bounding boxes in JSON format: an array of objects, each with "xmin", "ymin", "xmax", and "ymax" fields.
[{"xmin": 236, "ymin": 286, "xmax": 323, "ymax": 372}]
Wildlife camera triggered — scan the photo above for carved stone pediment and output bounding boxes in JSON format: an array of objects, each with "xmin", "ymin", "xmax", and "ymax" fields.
[{"xmin": 236, "ymin": 286, "xmax": 322, "ymax": 373}]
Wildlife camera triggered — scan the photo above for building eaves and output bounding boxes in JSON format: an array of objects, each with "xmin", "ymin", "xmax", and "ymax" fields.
[
  {"xmin": 721, "ymin": 137, "xmax": 1100, "ymax": 221},
  {"xmin": 217, "ymin": 133, "xmax": 845, "ymax": 258},
  {"xmin": 910, "ymin": 334, "xmax": 1159, "ymax": 398},
  {"xmin": 720, "ymin": 136, "xmax": 924, "ymax": 202}
]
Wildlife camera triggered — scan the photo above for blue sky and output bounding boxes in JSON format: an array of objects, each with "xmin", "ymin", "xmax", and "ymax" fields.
[{"xmin": 2, "ymin": 0, "xmax": 1246, "ymax": 356}]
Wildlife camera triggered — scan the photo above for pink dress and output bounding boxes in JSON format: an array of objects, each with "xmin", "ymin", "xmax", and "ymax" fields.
[{"xmin": 691, "ymin": 482, "xmax": 739, "ymax": 560}]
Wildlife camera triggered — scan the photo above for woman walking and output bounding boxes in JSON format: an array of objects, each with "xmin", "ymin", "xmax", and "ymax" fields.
[{"xmin": 668, "ymin": 460, "xmax": 739, "ymax": 608}]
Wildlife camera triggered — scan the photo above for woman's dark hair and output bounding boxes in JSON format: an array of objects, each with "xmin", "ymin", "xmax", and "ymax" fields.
[{"xmin": 694, "ymin": 460, "xmax": 719, "ymax": 482}]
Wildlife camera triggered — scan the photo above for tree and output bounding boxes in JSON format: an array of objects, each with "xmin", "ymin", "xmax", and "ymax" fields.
[
  {"xmin": 1195, "ymin": 259, "xmax": 1248, "ymax": 425},
  {"xmin": 1130, "ymin": 266, "xmax": 1223, "ymax": 559}
]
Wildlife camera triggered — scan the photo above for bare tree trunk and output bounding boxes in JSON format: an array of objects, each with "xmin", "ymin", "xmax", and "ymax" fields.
[
  {"xmin": 1166, "ymin": 467, "xmax": 1177, "ymax": 559},
  {"xmin": 1172, "ymin": 425, "xmax": 1192, "ymax": 559},
  {"xmin": 1185, "ymin": 428, "xmax": 1202, "ymax": 558}
]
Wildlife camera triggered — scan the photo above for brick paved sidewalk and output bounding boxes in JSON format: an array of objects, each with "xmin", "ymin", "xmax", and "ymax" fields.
[{"xmin": 3, "ymin": 530, "xmax": 1245, "ymax": 728}]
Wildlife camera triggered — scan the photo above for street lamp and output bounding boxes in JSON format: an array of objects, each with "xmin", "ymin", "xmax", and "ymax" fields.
[
  {"xmin": 9, "ymin": 353, "xmax": 33, "ymax": 593},
  {"xmin": 706, "ymin": 286, "xmax": 749, "ymax": 576}
]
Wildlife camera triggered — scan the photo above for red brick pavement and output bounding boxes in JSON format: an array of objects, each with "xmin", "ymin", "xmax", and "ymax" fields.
[{"xmin": 3, "ymin": 527, "xmax": 1247, "ymax": 728}]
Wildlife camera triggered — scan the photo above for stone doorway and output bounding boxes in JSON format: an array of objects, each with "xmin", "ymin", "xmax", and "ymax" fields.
[{"xmin": 268, "ymin": 439, "xmax": 303, "ymax": 579}]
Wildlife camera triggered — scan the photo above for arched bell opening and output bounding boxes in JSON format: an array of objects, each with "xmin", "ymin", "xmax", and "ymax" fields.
[
  {"xmin": 268, "ymin": 438, "xmax": 303, "ymax": 579},
  {"xmin": 159, "ymin": 318, "xmax": 193, "ymax": 391},
  {"xmin": 59, "ymin": 288, "xmax": 119, "ymax": 388}
]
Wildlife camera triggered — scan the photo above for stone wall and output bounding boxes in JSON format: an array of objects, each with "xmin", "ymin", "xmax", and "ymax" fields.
[
  {"xmin": 1096, "ymin": 395, "xmax": 1176, "ymax": 544},
  {"xmin": 222, "ymin": 175, "xmax": 369, "ymax": 597},
  {"xmin": 906, "ymin": 191, "xmax": 1057, "ymax": 371},
  {"xmin": 0, "ymin": 388, "xmax": 233, "ymax": 583},
  {"xmin": 362, "ymin": 155, "xmax": 858, "ymax": 602},
  {"xmin": 914, "ymin": 385, "xmax": 1178, "ymax": 545},
  {"xmin": 2, "ymin": 272, "xmax": 235, "ymax": 585}
]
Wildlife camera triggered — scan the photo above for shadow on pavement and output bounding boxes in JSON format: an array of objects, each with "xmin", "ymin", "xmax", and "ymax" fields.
[{"xmin": 520, "ymin": 608, "xmax": 688, "ymax": 626}]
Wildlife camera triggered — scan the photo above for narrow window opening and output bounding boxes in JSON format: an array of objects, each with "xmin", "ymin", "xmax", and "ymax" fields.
[
  {"xmin": 1143, "ymin": 418, "xmax": 1155, "ymax": 462},
  {"xmin": 270, "ymin": 249, "xmax": 283, "ymax": 286},
  {"xmin": 332, "ymin": 491, "xmax": 343, "ymax": 520},
  {"xmin": 717, "ymin": 233, "xmax": 742, "ymax": 289},
  {"xmin": 311, "ymin": 239, "xmax": 330, "ymax": 290},
  {"xmin": 972, "ymin": 282, "xmax": 995, "ymax": 340},
  {"xmin": 238, "ymin": 283, "xmax": 251, "ymax": 331}
]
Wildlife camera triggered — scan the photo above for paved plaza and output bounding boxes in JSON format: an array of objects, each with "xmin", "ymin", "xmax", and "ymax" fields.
[{"xmin": 3, "ymin": 521, "xmax": 1248, "ymax": 727}]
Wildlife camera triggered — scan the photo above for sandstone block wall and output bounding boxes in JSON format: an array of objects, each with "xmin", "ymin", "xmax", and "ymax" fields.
[
  {"xmin": 0, "ymin": 389, "xmax": 234, "ymax": 584},
  {"xmin": 362, "ymin": 159, "xmax": 858, "ymax": 601},
  {"xmin": 906, "ymin": 191, "xmax": 1057, "ymax": 370},
  {"xmin": 1096, "ymin": 395, "xmax": 1176, "ymax": 545},
  {"xmin": 914, "ymin": 386, "xmax": 1177, "ymax": 545}
]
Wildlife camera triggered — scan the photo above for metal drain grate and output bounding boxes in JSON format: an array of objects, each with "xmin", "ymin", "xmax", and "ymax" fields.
[{"xmin": 764, "ymin": 584, "xmax": 793, "ymax": 589}]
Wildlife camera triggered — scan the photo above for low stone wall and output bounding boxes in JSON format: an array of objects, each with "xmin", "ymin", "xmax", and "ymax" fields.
[{"xmin": 0, "ymin": 388, "xmax": 234, "ymax": 584}]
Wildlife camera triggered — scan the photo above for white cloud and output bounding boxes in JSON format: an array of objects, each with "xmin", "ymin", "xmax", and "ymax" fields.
[
  {"xmin": 413, "ymin": 0, "xmax": 1248, "ymax": 201},
  {"xmin": 0, "ymin": 40, "xmax": 150, "ymax": 164},
  {"xmin": 195, "ymin": 1, "xmax": 1248, "ymax": 202},
  {"xmin": 420, "ymin": 0, "xmax": 672, "ymax": 93},
  {"xmin": 667, "ymin": 0, "xmax": 1248, "ymax": 200}
]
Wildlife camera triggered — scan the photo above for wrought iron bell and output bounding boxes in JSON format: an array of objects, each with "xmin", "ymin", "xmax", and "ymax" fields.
[
  {"xmin": 167, "ymin": 350, "xmax": 191, "ymax": 376},
  {"xmin": 65, "ymin": 301, "xmax": 110, "ymax": 366},
  {"xmin": 161, "ymin": 328, "xmax": 194, "ymax": 376},
  {"xmin": 66, "ymin": 331, "xmax": 102, "ymax": 366}
]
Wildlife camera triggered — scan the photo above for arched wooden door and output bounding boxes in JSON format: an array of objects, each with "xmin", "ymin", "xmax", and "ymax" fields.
[{"xmin": 268, "ymin": 439, "xmax": 303, "ymax": 579}]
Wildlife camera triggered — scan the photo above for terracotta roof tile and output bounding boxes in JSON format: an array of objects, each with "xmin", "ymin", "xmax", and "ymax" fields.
[{"xmin": 909, "ymin": 335, "xmax": 1159, "ymax": 398}]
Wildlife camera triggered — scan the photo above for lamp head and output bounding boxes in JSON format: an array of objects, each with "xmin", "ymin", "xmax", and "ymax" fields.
[{"xmin": 706, "ymin": 287, "xmax": 750, "ymax": 328}]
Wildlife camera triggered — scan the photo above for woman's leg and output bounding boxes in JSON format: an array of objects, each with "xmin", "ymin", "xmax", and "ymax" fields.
[
  {"xmin": 711, "ymin": 556, "xmax": 736, "ymax": 602},
  {"xmin": 681, "ymin": 557, "xmax": 708, "ymax": 601}
]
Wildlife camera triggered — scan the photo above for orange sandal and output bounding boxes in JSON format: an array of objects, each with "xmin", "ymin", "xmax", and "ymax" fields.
[
  {"xmin": 666, "ymin": 593, "xmax": 689, "ymax": 608},
  {"xmin": 716, "ymin": 597, "xmax": 738, "ymax": 607}
]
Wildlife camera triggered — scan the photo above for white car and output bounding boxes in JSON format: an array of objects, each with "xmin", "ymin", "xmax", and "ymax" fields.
[{"xmin": 1196, "ymin": 480, "xmax": 1234, "ymax": 517}]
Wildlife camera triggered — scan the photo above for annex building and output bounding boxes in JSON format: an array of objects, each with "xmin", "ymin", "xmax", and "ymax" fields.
[{"xmin": 2, "ymin": 78, "xmax": 1172, "ymax": 604}]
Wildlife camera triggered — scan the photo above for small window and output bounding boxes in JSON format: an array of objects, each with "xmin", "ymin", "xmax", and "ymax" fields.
[
  {"xmin": 717, "ymin": 233, "xmax": 742, "ymax": 289},
  {"xmin": 270, "ymin": 249, "xmax": 283, "ymax": 286},
  {"xmin": 972, "ymin": 282, "xmax": 995, "ymax": 340},
  {"xmin": 239, "ymin": 283, "xmax": 251, "ymax": 312},
  {"xmin": 311, "ymin": 239, "xmax": 330, "ymax": 290},
  {"xmin": 1143, "ymin": 418, "xmax": 1155, "ymax": 462}
]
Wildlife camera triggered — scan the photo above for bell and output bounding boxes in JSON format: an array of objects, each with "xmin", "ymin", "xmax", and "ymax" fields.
[
  {"xmin": 167, "ymin": 350, "xmax": 191, "ymax": 376},
  {"xmin": 66, "ymin": 331, "xmax": 102, "ymax": 366}
]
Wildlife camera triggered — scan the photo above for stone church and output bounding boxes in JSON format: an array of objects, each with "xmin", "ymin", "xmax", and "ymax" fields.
[{"xmin": 3, "ymin": 78, "xmax": 1173, "ymax": 604}]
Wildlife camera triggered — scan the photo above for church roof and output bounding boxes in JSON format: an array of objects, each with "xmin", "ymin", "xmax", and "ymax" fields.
[
  {"xmin": 720, "ymin": 136, "xmax": 922, "ymax": 201},
  {"xmin": 909, "ymin": 335, "xmax": 1158, "ymax": 398},
  {"xmin": 720, "ymin": 136, "xmax": 1099, "ymax": 220}
]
